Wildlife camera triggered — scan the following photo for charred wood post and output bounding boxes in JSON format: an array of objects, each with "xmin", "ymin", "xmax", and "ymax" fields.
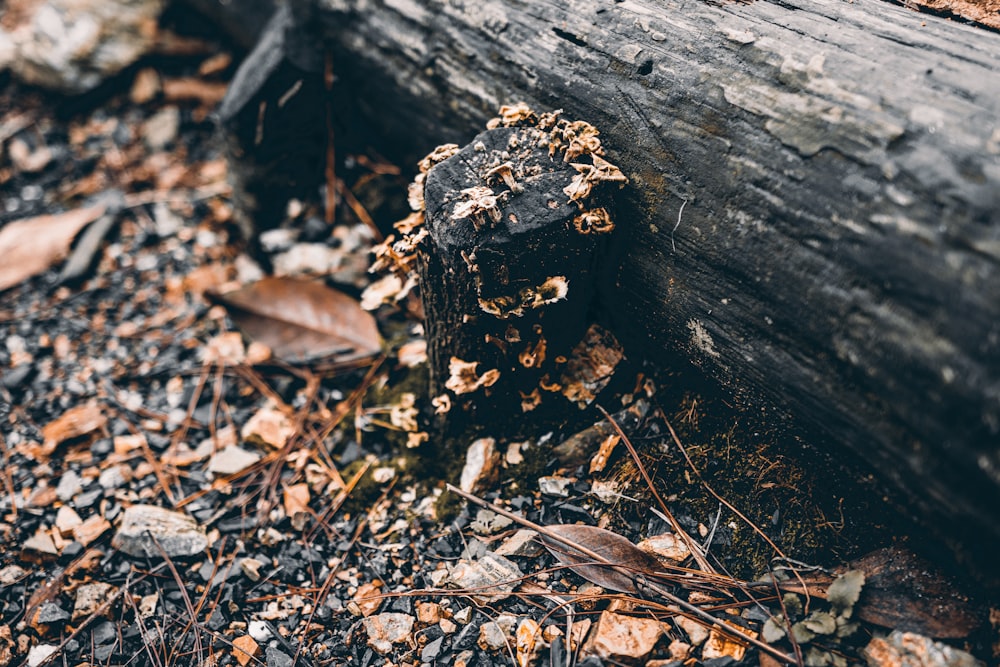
[
  {"xmin": 409, "ymin": 108, "xmax": 626, "ymax": 429},
  {"xmin": 217, "ymin": 4, "xmax": 325, "ymax": 247}
]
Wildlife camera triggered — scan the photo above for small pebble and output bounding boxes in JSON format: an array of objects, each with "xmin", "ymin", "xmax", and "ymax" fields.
[{"xmin": 26, "ymin": 644, "xmax": 58, "ymax": 667}]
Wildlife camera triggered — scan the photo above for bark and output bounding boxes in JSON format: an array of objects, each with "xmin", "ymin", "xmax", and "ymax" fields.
[
  {"xmin": 416, "ymin": 122, "xmax": 620, "ymax": 428},
  {"xmin": 181, "ymin": 0, "xmax": 277, "ymax": 48},
  {"xmin": 217, "ymin": 4, "xmax": 326, "ymax": 248},
  {"xmin": 225, "ymin": 0, "xmax": 1000, "ymax": 570}
]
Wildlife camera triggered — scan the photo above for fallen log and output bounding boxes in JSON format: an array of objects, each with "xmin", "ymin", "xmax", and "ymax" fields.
[{"xmin": 220, "ymin": 0, "xmax": 1000, "ymax": 575}]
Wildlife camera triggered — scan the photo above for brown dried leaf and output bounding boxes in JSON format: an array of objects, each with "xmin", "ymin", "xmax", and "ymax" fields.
[
  {"xmin": 40, "ymin": 402, "xmax": 107, "ymax": 456},
  {"xmin": 539, "ymin": 524, "xmax": 663, "ymax": 594},
  {"xmin": 589, "ymin": 433, "xmax": 620, "ymax": 473},
  {"xmin": 73, "ymin": 515, "xmax": 111, "ymax": 547},
  {"xmin": 353, "ymin": 581, "xmax": 383, "ymax": 617},
  {"xmin": 207, "ymin": 277, "xmax": 381, "ymax": 364},
  {"xmin": 0, "ymin": 204, "xmax": 106, "ymax": 291},
  {"xmin": 283, "ymin": 483, "xmax": 310, "ymax": 518}
]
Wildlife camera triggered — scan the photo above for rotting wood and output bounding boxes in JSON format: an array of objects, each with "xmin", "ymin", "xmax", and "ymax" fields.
[
  {"xmin": 219, "ymin": 0, "xmax": 1000, "ymax": 578},
  {"xmin": 389, "ymin": 107, "xmax": 627, "ymax": 429}
]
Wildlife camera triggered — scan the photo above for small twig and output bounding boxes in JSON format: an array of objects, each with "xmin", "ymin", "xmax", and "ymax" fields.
[
  {"xmin": 702, "ymin": 503, "xmax": 723, "ymax": 554},
  {"xmin": 446, "ymin": 484, "xmax": 797, "ymax": 665},
  {"xmin": 671, "ymin": 198, "xmax": 687, "ymax": 252},
  {"xmin": 338, "ymin": 179, "xmax": 385, "ymax": 242}
]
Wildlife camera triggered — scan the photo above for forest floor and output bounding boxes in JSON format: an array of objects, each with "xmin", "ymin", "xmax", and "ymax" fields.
[{"xmin": 0, "ymin": 8, "xmax": 997, "ymax": 667}]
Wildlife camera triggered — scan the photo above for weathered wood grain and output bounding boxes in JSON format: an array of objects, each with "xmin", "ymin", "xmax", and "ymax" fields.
[{"xmin": 281, "ymin": 0, "xmax": 1000, "ymax": 566}]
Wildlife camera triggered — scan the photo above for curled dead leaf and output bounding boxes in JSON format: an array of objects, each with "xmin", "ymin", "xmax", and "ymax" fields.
[
  {"xmin": 0, "ymin": 204, "xmax": 107, "ymax": 292},
  {"xmin": 538, "ymin": 524, "xmax": 664, "ymax": 594},
  {"xmin": 206, "ymin": 277, "xmax": 381, "ymax": 364},
  {"xmin": 39, "ymin": 402, "xmax": 107, "ymax": 457}
]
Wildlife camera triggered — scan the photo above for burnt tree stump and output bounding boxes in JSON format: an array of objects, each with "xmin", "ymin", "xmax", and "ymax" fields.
[{"xmin": 409, "ymin": 108, "xmax": 626, "ymax": 428}]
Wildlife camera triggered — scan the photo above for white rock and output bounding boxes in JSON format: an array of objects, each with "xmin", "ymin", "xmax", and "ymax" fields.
[
  {"xmin": 112, "ymin": 505, "xmax": 208, "ymax": 558},
  {"xmin": 446, "ymin": 552, "xmax": 522, "ymax": 603},
  {"xmin": 248, "ymin": 620, "xmax": 273, "ymax": 642},
  {"xmin": 259, "ymin": 229, "xmax": 296, "ymax": 253},
  {"xmin": 590, "ymin": 479, "xmax": 623, "ymax": 503},
  {"xmin": 674, "ymin": 615, "xmax": 710, "ymax": 646},
  {"xmin": 23, "ymin": 529, "xmax": 59, "ymax": 556},
  {"xmin": 538, "ymin": 475, "xmax": 572, "ymax": 496},
  {"xmin": 72, "ymin": 582, "xmax": 117, "ymax": 621},
  {"xmin": 98, "ymin": 465, "xmax": 127, "ymax": 489},
  {"xmin": 637, "ymin": 532, "xmax": 691, "ymax": 563},
  {"xmin": 362, "ymin": 612, "xmax": 414, "ymax": 655},
  {"xmin": 153, "ymin": 202, "xmax": 184, "ymax": 238},
  {"xmin": 142, "ymin": 106, "xmax": 180, "ymax": 150},
  {"xmin": 207, "ymin": 445, "xmax": 261, "ymax": 475},
  {"xmin": 459, "ymin": 437, "xmax": 500, "ymax": 493},
  {"xmin": 235, "ymin": 254, "xmax": 265, "ymax": 284},
  {"xmin": 272, "ymin": 243, "xmax": 344, "ymax": 276},
  {"xmin": 494, "ymin": 529, "xmax": 542, "ymax": 558},
  {"xmin": 478, "ymin": 620, "xmax": 509, "ymax": 651},
  {"xmin": 55, "ymin": 505, "xmax": 83, "ymax": 535},
  {"xmin": 0, "ymin": 0, "xmax": 166, "ymax": 93},
  {"xmin": 26, "ymin": 644, "xmax": 58, "ymax": 667},
  {"xmin": 0, "ymin": 564, "xmax": 26, "ymax": 585}
]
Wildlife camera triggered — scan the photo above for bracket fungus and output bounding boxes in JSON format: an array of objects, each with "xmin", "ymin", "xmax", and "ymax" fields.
[{"xmin": 366, "ymin": 104, "xmax": 628, "ymax": 431}]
